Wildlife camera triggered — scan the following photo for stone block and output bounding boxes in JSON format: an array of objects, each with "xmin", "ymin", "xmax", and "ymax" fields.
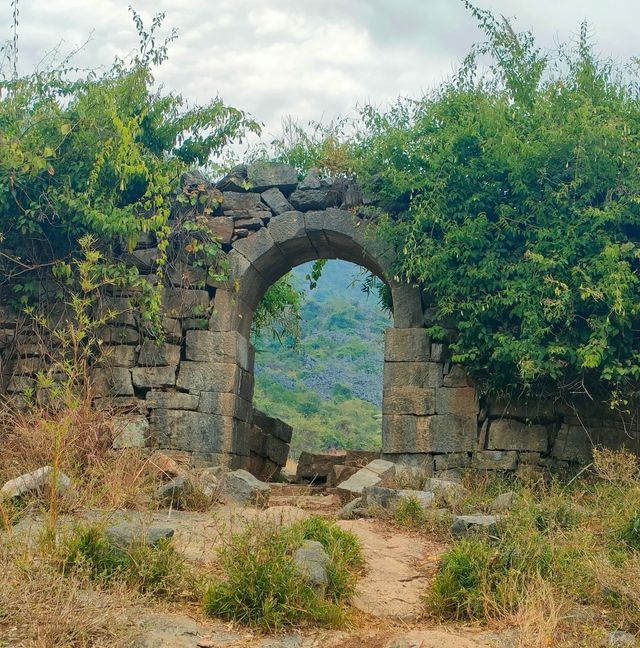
[
  {"xmin": 249, "ymin": 425, "xmax": 267, "ymax": 454},
  {"xmin": 232, "ymin": 226, "xmax": 289, "ymax": 281},
  {"xmin": 261, "ymin": 187, "xmax": 293, "ymax": 215},
  {"xmin": 176, "ymin": 361, "xmax": 239, "ymax": 393},
  {"xmin": 239, "ymin": 368, "xmax": 254, "ymax": 401},
  {"xmin": 199, "ymin": 392, "xmax": 251, "ymax": 422},
  {"xmin": 252, "ymin": 409, "xmax": 293, "ymax": 443},
  {"xmin": 266, "ymin": 435, "xmax": 290, "ymax": 466},
  {"xmin": 91, "ymin": 367, "xmax": 134, "ymax": 397},
  {"xmin": 430, "ymin": 343, "xmax": 446, "ymax": 362},
  {"xmin": 151, "ymin": 409, "xmax": 234, "ymax": 454},
  {"xmin": 221, "ymin": 191, "xmax": 262, "ymax": 211},
  {"xmin": 486, "ymin": 395, "xmax": 558, "ymax": 423},
  {"xmin": 166, "ymin": 262, "xmax": 207, "ymax": 288},
  {"xmin": 126, "ymin": 247, "xmax": 159, "ymax": 272},
  {"xmin": 206, "ymin": 216, "xmax": 234, "ymax": 244},
  {"xmin": 336, "ymin": 459, "xmax": 396, "ymax": 498},
  {"xmin": 435, "ymin": 387, "xmax": 478, "ymax": 417},
  {"xmin": 99, "ymin": 326, "xmax": 139, "ymax": 345},
  {"xmin": 131, "ymin": 366, "xmax": 176, "ymax": 389},
  {"xmin": 382, "ymin": 414, "xmax": 476, "ymax": 454},
  {"xmin": 96, "ymin": 296, "xmax": 136, "ymax": 327},
  {"xmin": 185, "ymin": 330, "xmax": 250, "ymax": 369},
  {"xmin": 12, "ymin": 357, "xmax": 44, "ymax": 375},
  {"xmin": 289, "ymin": 188, "xmax": 339, "ymax": 210},
  {"xmin": 384, "ymin": 328, "xmax": 431, "ymax": 362},
  {"xmin": 551, "ymin": 424, "xmax": 593, "ymax": 462},
  {"xmin": 434, "ymin": 452, "xmax": 471, "ymax": 472},
  {"xmin": 383, "ymin": 386, "xmax": 436, "ymax": 416},
  {"xmin": 362, "ymin": 485, "xmax": 435, "ymax": 511},
  {"xmin": 138, "ymin": 341, "xmax": 181, "ymax": 367},
  {"xmin": 451, "ymin": 515, "xmax": 498, "ymax": 538},
  {"xmin": 246, "ymin": 162, "xmax": 298, "ymax": 193},
  {"xmin": 488, "ymin": 419, "xmax": 549, "ymax": 452},
  {"xmin": 146, "ymin": 390, "xmax": 200, "ymax": 410},
  {"xmin": 6, "ymin": 375, "xmax": 34, "ymax": 394},
  {"xmin": 101, "ymin": 345, "xmax": 137, "ymax": 368},
  {"xmin": 161, "ymin": 288, "xmax": 210, "ymax": 319},
  {"xmin": 472, "ymin": 450, "xmax": 518, "ymax": 470},
  {"xmin": 296, "ymin": 452, "xmax": 346, "ymax": 481},
  {"xmin": 112, "ymin": 415, "xmax": 149, "ymax": 449},
  {"xmin": 326, "ymin": 464, "xmax": 359, "ymax": 487},
  {"xmin": 383, "ymin": 362, "xmax": 443, "ymax": 389},
  {"xmin": 161, "ymin": 317, "xmax": 182, "ymax": 343},
  {"xmin": 1, "ymin": 466, "xmax": 70, "ymax": 500}
]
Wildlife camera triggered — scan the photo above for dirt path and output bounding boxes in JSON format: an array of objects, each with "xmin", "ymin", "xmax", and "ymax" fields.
[{"xmin": 337, "ymin": 518, "xmax": 444, "ymax": 621}]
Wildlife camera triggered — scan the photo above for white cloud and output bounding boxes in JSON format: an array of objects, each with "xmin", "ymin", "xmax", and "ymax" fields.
[{"xmin": 2, "ymin": 0, "xmax": 638, "ymax": 150}]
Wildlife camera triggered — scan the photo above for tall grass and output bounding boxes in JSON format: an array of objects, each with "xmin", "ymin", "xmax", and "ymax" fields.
[{"xmin": 425, "ymin": 449, "xmax": 640, "ymax": 643}]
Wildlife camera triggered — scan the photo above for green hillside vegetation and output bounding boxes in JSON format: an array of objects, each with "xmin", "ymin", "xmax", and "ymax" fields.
[{"xmin": 252, "ymin": 261, "xmax": 389, "ymax": 457}]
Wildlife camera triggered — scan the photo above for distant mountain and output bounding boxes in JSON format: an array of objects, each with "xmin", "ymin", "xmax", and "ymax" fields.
[{"xmin": 253, "ymin": 260, "xmax": 390, "ymax": 457}]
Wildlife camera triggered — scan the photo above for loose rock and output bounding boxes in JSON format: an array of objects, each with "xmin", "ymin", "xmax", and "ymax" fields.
[
  {"xmin": 0, "ymin": 466, "xmax": 71, "ymax": 500},
  {"xmin": 220, "ymin": 469, "xmax": 271, "ymax": 506},
  {"xmin": 105, "ymin": 524, "xmax": 174, "ymax": 548},
  {"xmin": 293, "ymin": 539, "xmax": 330, "ymax": 595},
  {"xmin": 425, "ymin": 477, "xmax": 469, "ymax": 507},
  {"xmin": 489, "ymin": 491, "xmax": 516, "ymax": 512},
  {"xmin": 451, "ymin": 514, "xmax": 499, "ymax": 538}
]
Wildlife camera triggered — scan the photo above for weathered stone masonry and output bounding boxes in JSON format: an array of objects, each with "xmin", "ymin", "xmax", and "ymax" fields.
[{"xmin": 1, "ymin": 161, "xmax": 638, "ymax": 478}]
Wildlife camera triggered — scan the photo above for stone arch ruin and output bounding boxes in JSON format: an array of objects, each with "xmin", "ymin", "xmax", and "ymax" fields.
[{"xmin": 1, "ymin": 161, "xmax": 637, "ymax": 479}]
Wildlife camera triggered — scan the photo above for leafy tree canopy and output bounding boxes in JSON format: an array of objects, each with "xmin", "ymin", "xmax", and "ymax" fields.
[
  {"xmin": 276, "ymin": 3, "xmax": 640, "ymax": 408},
  {"xmin": 0, "ymin": 8, "xmax": 259, "ymax": 307}
]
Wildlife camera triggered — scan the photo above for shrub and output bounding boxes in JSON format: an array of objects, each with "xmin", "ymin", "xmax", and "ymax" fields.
[
  {"xmin": 393, "ymin": 496, "xmax": 428, "ymax": 528},
  {"xmin": 203, "ymin": 516, "xmax": 362, "ymax": 629},
  {"xmin": 58, "ymin": 525, "xmax": 187, "ymax": 599}
]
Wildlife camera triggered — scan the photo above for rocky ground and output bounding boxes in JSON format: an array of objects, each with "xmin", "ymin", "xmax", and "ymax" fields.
[{"xmin": 10, "ymin": 480, "xmax": 514, "ymax": 648}]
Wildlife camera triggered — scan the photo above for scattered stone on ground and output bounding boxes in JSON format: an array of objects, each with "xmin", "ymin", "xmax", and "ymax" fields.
[
  {"xmin": 451, "ymin": 514, "xmax": 499, "ymax": 538},
  {"xmin": 155, "ymin": 476, "xmax": 193, "ymax": 506},
  {"xmin": 149, "ymin": 451, "xmax": 187, "ymax": 478},
  {"xmin": 105, "ymin": 523, "xmax": 175, "ymax": 548},
  {"xmin": 362, "ymin": 485, "xmax": 435, "ymax": 512},
  {"xmin": 0, "ymin": 465, "xmax": 71, "ymax": 500},
  {"xmin": 424, "ymin": 477, "xmax": 469, "ymax": 506},
  {"xmin": 220, "ymin": 469, "xmax": 271, "ymax": 506},
  {"xmin": 293, "ymin": 539, "xmax": 330, "ymax": 595},
  {"xmin": 489, "ymin": 491, "xmax": 516, "ymax": 513},
  {"xmin": 336, "ymin": 459, "xmax": 396, "ymax": 499},
  {"xmin": 338, "ymin": 497, "xmax": 363, "ymax": 519}
]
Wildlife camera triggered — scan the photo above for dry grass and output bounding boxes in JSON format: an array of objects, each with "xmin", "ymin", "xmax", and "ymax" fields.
[
  {"xmin": 0, "ymin": 536, "xmax": 128, "ymax": 647},
  {"xmin": 0, "ymin": 400, "xmax": 158, "ymax": 515}
]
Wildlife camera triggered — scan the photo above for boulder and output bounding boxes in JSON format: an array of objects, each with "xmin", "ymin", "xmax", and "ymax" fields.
[
  {"xmin": 293, "ymin": 540, "xmax": 330, "ymax": 595},
  {"xmin": 105, "ymin": 524, "xmax": 174, "ymax": 548},
  {"xmin": 451, "ymin": 514, "xmax": 498, "ymax": 538},
  {"xmin": 220, "ymin": 469, "xmax": 271, "ymax": 506},
  {"xmin": 1, "ymin": 466, "xmax": 71, "ymax": 500}
]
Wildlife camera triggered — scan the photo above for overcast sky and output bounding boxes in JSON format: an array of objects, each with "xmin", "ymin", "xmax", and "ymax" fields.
[{"xmin": 3, "ymin": 1, "xmax": 639, "ymax": 145}]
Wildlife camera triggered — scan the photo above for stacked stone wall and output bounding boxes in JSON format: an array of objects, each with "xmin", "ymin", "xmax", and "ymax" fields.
[{"xmin": 0, "ymin": 161, "xmax": 637, "ymax": 476}]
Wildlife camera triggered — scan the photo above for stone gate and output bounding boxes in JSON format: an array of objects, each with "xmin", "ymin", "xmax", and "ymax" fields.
[{"xmin": 1, "ymin": 161, "xmax": 637, "ymax": 479}]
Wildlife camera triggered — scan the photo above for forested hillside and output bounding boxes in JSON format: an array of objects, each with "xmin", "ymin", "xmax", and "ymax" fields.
[{"xmin": 253, "ymin": 260, "xmax": 390, "ymax": 457}]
